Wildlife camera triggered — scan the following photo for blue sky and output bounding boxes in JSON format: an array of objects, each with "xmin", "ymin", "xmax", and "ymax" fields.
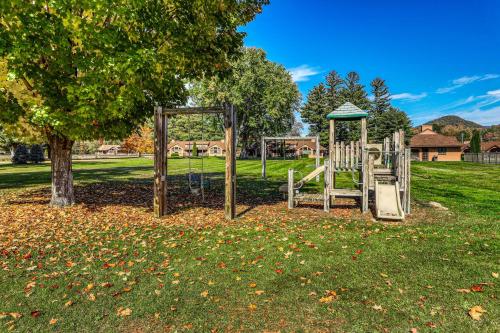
[{"xmin": 242, "ymin": 0, "xmax": 500, "ymax": 128}]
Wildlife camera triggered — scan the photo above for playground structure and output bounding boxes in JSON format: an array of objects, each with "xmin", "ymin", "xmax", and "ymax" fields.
[
  {"xmin": 153, "ymin": 105, "xmax": 237, "ymax": 220},
  {"xmin": 283, "ymin": 102, "xmax": 411, "ymax": 220}
]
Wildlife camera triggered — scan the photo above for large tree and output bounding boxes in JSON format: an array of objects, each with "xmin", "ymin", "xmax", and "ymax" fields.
[
  {"xmin": 373, "ymin": 107, "xmax": 412, "ymax": 143},
  {"xmin": 192, "ymin": 47, "xmax": 301, "ymax": 157},
  {"xmin": 301, "ymin": 83, "xmax": 329, "ymax": 145},
  {"xmin": 302, "ymin": 70, "xmax": 412, "ymax": 144},
  {"xmin": 369, "ymin": 78, "xmax": 391, "ymax": 140},
  {"xmin": 0, "ymin": 0, "xmax": 267, "ymax": 206}
]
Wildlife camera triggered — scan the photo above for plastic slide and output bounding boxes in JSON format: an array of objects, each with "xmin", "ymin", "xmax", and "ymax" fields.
[
  {"xmin": 279, "ymin": 165, "xmax": 325, "ymax": 192},
  {"xmin": 375, "ymin": 181, "xmax": 405, "ymax": 220}
]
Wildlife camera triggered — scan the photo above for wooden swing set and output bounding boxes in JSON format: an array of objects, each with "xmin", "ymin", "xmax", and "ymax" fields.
[{"xmin": 153, "ymin": 105, "xmax": 237, "ymax": 220}]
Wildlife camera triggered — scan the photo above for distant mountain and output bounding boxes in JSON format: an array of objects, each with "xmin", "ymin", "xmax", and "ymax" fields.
[{"xmin": 425, "ymin": 115, "xmax": 484, "ymax": 128}]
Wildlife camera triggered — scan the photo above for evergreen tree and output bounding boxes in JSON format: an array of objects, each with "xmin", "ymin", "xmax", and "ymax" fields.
[
  {"xmin": 29, "ymin": 144, "xmax": 45, "ymax": 163},
  {"xmin": 192, "ymin": 142, "xmax": 198, "ymax": 157},
  {"xmin": 370, "ymin": 78, "xmax": 391, "ymax": 117},
  {"xmin": 373, "ymin": 107, "xmax": 412, "ymax": 144},
  {"xmin": 339, "ymin": 72, "xmax": 370, "ymax": 142},
  {"xmin": 300, "ymin": 84, "xmax": 330, "ymax": 146},
  {"xmin": 470, "ymin": 130, "xmax": 481, "ymax": 153},
  {"xmin": 369, "ymin": 78, "xmax": 391, "ymax": 140},
  {"xmin": 12, "ymin": 144, "xmax": 28, "ymax": 164}
]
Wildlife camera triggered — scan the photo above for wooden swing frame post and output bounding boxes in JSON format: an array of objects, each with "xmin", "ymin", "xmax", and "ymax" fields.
[{"xmin": 153, "ymin": 105, "xmax": 237, "ymax": 220}]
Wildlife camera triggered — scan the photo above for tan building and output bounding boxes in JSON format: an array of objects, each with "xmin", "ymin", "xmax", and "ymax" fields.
[
  {"xmin": 410, "ymin": 125, "xmax": 462, "ymax": 161},
  {"xmin": 462, "ymin": 141, "xmax": 500, "ymax": 153},
  {"xmin": 266, "ymin": 138, "xmax": 326, "ymax": 158},
  {"xmin": 167, "ymin": 140, "xmax": 225, "ymax": 157}
]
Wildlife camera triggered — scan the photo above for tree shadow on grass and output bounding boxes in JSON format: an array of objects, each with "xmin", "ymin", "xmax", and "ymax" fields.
[{"xmin": 4, "ymin": 172, "xmax": 290, "ymax": 218}]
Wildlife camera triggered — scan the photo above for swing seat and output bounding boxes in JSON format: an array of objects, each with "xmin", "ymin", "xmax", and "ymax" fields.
[{"xmin": 188, "ymin": 173, "xmax": 211, "ymax": 195}]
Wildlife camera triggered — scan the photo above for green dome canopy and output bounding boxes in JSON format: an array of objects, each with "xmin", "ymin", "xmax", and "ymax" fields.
[{"xmin": 326, "ymin": 102, "xmax": 368, "ymax": 120}]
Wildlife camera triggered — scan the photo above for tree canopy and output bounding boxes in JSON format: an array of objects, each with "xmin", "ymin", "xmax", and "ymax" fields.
[
  {"xmin": 192, "ymin": 47, "xmax": 301, "ymax": 157},
  {"xmin": 0, "ymin": 0, "xmax": 268, "ymax": 205},
  {"xmin": 301, "ymin": 70, "xmax": 412, "ymax": 144}
]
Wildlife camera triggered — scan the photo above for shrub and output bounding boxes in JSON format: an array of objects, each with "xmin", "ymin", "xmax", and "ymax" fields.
[
  {"xmin": 29, "ymin": 144, "xmax": 45, "ymax": 163},
  {"xmin": 12, "ymin": 145, "xmax": 29, "ymax": 164}
]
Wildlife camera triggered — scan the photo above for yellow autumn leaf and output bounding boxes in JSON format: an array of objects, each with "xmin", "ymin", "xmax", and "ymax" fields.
[
  {"xmin": 248, "ymin": 282, "xmax": 257, "ymax": 288},
  {"xmin": 319, "ymin": 296, "xmax": 334, "ymax": 303},
  {"xmin": 117, "ymin": 307, "xmax": 132, "ymax": 317},
  {"xmin": 49, "ymin": 318, "xmax": 58, "ymax": 325},
  {"xmin": 492, "ymin": 272, "xmax": 499, "ymax": 278},
  {"xmin": 255, "ymin": 290, "xmax": 265, "ymax": 295},
  {"xmin": 248, "ymin": 303, "xmax": 257, "ymax": 311},
  {"xmin": 469, "ymin": 306, "xmax": 486, "ymax": 321},
  {"xmin": 200, "ymin": 290, "xmax": 209, "ymax": 297}
]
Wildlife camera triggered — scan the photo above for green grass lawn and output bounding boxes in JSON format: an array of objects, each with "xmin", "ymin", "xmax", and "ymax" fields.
[{"xmin": 0, "ymin": 158, "xmax": 498, "ymax": 332}]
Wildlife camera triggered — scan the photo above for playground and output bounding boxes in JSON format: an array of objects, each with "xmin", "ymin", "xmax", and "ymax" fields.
[{"xmin": 0, "ymin": 157, "xmax": 499, "ymax": 332}]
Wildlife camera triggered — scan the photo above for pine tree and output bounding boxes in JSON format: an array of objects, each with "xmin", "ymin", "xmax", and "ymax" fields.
[
  {"xmin": 29, "ymin": 144, "xmax": 45, "ymax": 163},
  {"xmin": 470, "ymin": 130, "xmax": 481, "ymax": 153},
  {"xmin": 12, "ymin": 144, "xmax": 29, "ymax": 164},
  {"xmin": 370, "ymin": 78, "xmax": 391, "ymax": 117},
  {"xmin": 369, "ymin": 78, "xmax": 391, "ymax": 141},
  {"xmin": 339, "ymin": 72, "xmax": 370, "ymax": 142},
  {"xmin": 374, "ymin": 107, "xmax": 412, "ymax": 143},
  {"xmin": 300, "ymin": 84, "xmax": 330, "ymax": 146}
]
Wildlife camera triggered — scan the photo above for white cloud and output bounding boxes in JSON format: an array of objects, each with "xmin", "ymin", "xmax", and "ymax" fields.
[
  {"xmin": 391, "ymin": 92, "xmax": 427, "ymax": 101},
  {"xmin": 487, "ymin": 89, "xmax": 500, "ymax": 97},
  {"xmin": 455, "ymin": 106, "xmax": 500, "ymax": 126},
  {"xmin": 288, "ymin": 65, "xmax": 320, "ymax": 82},
  {"xmin": 437, "ymin": 74, "xmax": 499, "ymax": 94}
]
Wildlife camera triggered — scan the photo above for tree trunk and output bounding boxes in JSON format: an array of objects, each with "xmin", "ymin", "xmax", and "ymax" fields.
[{"xmin": 49, "ymin": 134, "xmax": 75, "ymax": 206}]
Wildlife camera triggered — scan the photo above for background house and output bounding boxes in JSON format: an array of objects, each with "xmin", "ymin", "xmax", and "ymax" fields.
[
  {"xmin": 462, "ymin": 141, "xmax": 500, "ymax": 153},
  {"xmin": 97, "ymin": 145, "xmax": 122, "ymax": 155},
  {"xmin": 266, "ymin": 138, "xmax": 325, "ymax": 158},
  {"xmin": 167, "ymin": 140, "xmax": 226, "ymax": 157},
  {"xmin": 410, "ymin": 125, "xmax": 462, "ymax": 161}
]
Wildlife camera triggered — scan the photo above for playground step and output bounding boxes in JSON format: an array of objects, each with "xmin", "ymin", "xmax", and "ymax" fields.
[
  {"xmin": 330, "ymin": 188, "xmax": 362, "ymax": 198},
  {"xmin": 295, "ymin": 193, "xmax": 325, "ymax": 202}
]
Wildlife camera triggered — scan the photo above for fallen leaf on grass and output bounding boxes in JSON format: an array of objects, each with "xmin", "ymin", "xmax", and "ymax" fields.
[
  {"xmin": 9, "ymin": 312, "xmax": 22, "ymax": 319},
  {"xmin": 87, "ymin": 293, "xmax": 96, "ymax": 301},
  {"xmin": 492, "ymin": 272, "xmax": 498, "ymax": 278},
  {"xmin": 319, "ymin": 296, "xmax": 335, "ymax": 303},
  {"xmin": 248, "ymin": 303, "xmax": 257, "ymax": 311},
  {"xmin": 248, "ymin": 282, "xmax": 257, "ymax": 288},
  {"xmin": 30, "ymin": 310, "xmax": 41, "ymax": 318},
  {"xmin": 470, "ymin": 284, "xmax": 483, "ymax": 292},
  {"xmin": 425, "ymin": 322, "xmax": 436, "ymax": 328},
  {"xmin": 255, "ymin": 290, "xmax": 265, "ymax": 295},
  {"xmin": 64, "ymin": 300, "xmax": 74, "ymax": 308},
  {"xmin": 456, "ymin": 288, "xmax": 471, "ymax": 293},
  {"xmin": 469, "ymin": 306, "xmax": 486, "ymax": 321},
  {"xmin": 200, "ymin": 290, "xmax": 209, "ymax": 297},
  {"xmin": 49, "ymin": 318, "xmax": 58, "ymax": 325},
  {"xmin": 372, "ymin": 304, "xmax": 383, "ymax": 311},
  {"xmin": 117, "ymin": 307, "xmax": 132, "ymax": 317}
]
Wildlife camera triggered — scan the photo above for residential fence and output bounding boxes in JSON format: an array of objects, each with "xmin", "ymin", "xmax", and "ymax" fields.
[
  {"xmin": 71, "ymin": 153, "xmax": 153, "ymax": 160},
  {"xmin": 463, "ymin": 153, "xmax": 500, "ymax": 164}
]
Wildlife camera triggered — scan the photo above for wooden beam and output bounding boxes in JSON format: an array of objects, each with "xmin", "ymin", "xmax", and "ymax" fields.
[
  {"xmin": 261, "ymin": 136, "xmax": 266, "ymax": 179},
  {"xmin": 329, "ymin": 119, "xmax": 335, "ymax": 190},
  {"xmin": 360, "ymin": 117, "xmax": 368, "ymax": 212},
  {"xmin": 323, "ymin": 159, "xmax": 330, "ymax": 212},
  {"xmin": 224, "ymin": 105, "xmax": 236, "ymax": 220},
  {"xmin": 161, "ymin": 106, "xmax": 225, "ymax": 115},
  {"xmin": 288, "ymin": 168, "xmax": 294, "ymax": 209},
  {"xmin": 153, "ymin": 106, "xmax": 168, "ymax": 217},
  {"xmin": 316, "ymin": 135, "xmax": 320, "ymax": 181}
]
